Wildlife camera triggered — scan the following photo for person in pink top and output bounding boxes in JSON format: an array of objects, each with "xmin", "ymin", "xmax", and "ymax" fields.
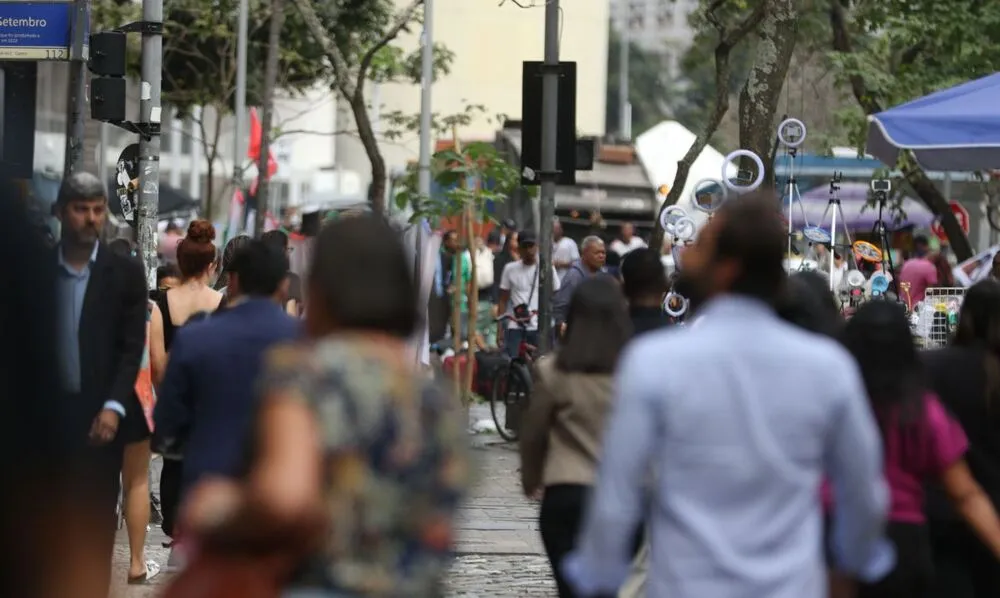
[
  {"xmin": 833, "ymin": 301, "xmax": 1000, "ymax": 598},
  {"xmin": 897, "ymin": 235, "xmax": 938, "ymax": 307},
  {"xmin": 157, "ymin": 220, "xmax": 184, "ymax": 265}
]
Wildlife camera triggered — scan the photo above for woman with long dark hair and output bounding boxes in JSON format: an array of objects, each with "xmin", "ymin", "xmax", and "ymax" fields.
[
  {"xmin": 925, "ymin": 279, "xmax": 1000, "ymax": 597},
  {"xmin": 520, "ymin": 276, "xmax": 635, "ymax": 598},
  {"xmin": 841, "ymin": 301, "xmax": 1000, "ymax": 598}
]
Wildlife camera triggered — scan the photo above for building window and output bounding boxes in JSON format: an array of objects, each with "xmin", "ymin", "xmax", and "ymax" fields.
[
  {"xmin": 180, "ymin": 115, "xmax": 193, "ymax": 155},
  {"xmin": 628, "ymin": 0, "xmax": 644, "ymax": 29},
  {"xmin": 179, "ymin": 173, "xmax": 191, "ymax": 195},
  {"xmin": 657, "ymin": 4, "xmax": 673, "ymax": 27}
]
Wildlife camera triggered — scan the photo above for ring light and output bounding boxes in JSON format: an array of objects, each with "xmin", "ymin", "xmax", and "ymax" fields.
[
  {"xmin": 673, "ymin": 216, "xmax": 696, "ymax": 242},
  {"xmin": 690, "ymin": 178, "xmax": 728, "ymax": 213},
  {"xmin": 663, "ymin": 292, "xmax": 688, "ymax": 317},
  {"xmin": 777, "ymin": 118, "xmax": 807, "ymax": 149},
  {"xmin": 722, "ymin": 150, "xmax": 765, "ymax": 193},
  {"xmin": 659, "ymin": 205, "xmax": 688, "ymax": 233}
]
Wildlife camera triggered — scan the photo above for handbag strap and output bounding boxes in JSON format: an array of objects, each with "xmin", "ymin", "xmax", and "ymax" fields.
[{"xmin": 526, "ymin": 264, "xmax": 539, "ymax": 306}]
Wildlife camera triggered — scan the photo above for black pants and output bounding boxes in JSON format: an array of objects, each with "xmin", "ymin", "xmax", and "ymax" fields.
[
  {"xmin": 539, "ymin": 484, "xmax": 642, "ymax": 598},
  {"xmin": 928, "ymin": 523, "xmax": 1000, "ymax": 598},
  {"xmin": 69, "ymin": 434, "xmax": 123, "ymax": 596},
  {"xmin": 857, "ymin": 522, "xmax": 933, "ymax": 598},
  {"xmin": 159, "ymin": 458, "xmax": 183, "ymax": 538}
]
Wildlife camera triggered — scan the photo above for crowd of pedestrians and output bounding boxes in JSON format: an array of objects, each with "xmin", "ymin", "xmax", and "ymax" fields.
[{"xmin": 7, "ymin": 169, "xmax": 1000, "ymax": 598}]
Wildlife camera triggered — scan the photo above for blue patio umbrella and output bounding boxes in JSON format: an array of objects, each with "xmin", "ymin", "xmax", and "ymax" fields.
[{"xmin": 866, "ymin": 72, "xmax": 1000, "ymax": 171}]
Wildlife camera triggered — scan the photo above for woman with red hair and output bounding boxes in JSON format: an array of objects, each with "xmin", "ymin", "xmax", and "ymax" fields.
[{"xmin": 149, "ymin": 220, "xmax": 223, "ymax": 568}]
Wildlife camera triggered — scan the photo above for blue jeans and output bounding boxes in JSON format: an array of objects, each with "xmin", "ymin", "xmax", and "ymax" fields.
[{"xmin": 503, "ymin": 327, "xmax": 538, "ymax": 359}]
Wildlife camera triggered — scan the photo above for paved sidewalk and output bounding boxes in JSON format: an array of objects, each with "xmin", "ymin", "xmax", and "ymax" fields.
[{"xmin": 113, "ymin": 406, "xmax": 555, "ymax": 597}]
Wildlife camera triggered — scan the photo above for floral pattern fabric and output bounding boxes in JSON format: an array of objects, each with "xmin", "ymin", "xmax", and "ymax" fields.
[{"xmin": 260, "ymin": 336, "xmax": 472, "ymax": 597}]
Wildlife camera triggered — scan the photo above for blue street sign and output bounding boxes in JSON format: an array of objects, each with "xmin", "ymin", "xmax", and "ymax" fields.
[{"xmin": 0, "ymin": 1, "xmax": 86, "ymax": 61}]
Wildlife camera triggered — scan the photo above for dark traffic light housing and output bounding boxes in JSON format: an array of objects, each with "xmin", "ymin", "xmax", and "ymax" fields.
[{"xmin": 88, "ymin": 31, "xmax": 127, "ymax": 122}]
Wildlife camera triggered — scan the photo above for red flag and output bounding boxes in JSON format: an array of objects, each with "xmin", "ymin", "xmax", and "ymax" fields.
[
  {"xmin": 247, "ymin": 107, "xmax": 262, "ymax": 160},
  {"xmin": 247, "ymin": 107, "xmax": 278, "ymax": 180}
]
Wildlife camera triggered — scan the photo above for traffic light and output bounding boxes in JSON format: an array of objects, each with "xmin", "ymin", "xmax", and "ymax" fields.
[{"xmin": 88, "ymin": 31, "xmax": 127, "ymax": 122}]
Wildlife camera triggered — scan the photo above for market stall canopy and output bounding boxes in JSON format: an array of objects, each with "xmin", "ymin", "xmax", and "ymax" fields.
[
  {"xmin": 789, "ymin": 182, "xmax": 933, "ymax": 230},
  {"xmin": 866, "ymin": 72, "xmax": 1000, "ymax": 171}
]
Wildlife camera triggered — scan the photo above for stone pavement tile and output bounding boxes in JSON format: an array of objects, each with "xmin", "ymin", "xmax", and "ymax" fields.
[
  {"xmin": 112, "ymin": 426, "xmax": 550, "ymax": 595},
  {"xmin": 445, "ymin": 555, "xmax": 556, "ymax": 597}
]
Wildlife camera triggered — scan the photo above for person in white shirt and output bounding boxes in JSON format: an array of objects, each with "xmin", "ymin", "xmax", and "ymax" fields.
[
  {"xmin": 496, "ymin": 229, "xmax": 560, "ymax": 358},
  {"xmin": 552, "ymin": 220, "xmax": 580, "ymax": 282},
  {"xmin": 609, "ymin": 222, "xmax": 647, "ymax": 257}
]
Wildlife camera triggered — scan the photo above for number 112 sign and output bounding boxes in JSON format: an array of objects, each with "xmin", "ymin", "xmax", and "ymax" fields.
[{"xmin": 0, "ymin": 1, "xmax": 88, "ymax": 61}]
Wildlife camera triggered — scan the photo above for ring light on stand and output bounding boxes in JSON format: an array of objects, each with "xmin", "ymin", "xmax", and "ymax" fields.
[
  {"xmin": 722, "ymin": 150, "xmax": 765, "ymax": 193},
  {"xmin": 691, "ymin": 178, "xmax": 728, "ymax": 213},
  {"xmin": 673, "ymin": 216, "xmax": 696, "ymax": 242},
  {"xmin": 659, "ymin": 205, "xmax": 687, "ymax": 233},
  {"xmin": 777, "ymin": 118, "xmax": 807, "ymax": 149},
  {"xmin": 664, "ymin": 292, "xmax": 688, "ymax": 317}
]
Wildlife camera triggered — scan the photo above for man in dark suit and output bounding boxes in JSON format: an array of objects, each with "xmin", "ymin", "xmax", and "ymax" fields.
[
  {"xmin": 154, "ymin": 239, "xmax": 299, "ymax": 522},
  {"xmin": 54, "ymin": 172, "xmax": 147, "ymax": 589}
]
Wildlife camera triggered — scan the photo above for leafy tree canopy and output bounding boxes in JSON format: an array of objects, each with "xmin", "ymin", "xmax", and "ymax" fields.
[
  {"xmin": 829, "ymin": 0, "xmax": 1000, "ymax": 150},
  {"xmin": 92, "ymin": 0, "xmax": 340, "ymax": 114}
]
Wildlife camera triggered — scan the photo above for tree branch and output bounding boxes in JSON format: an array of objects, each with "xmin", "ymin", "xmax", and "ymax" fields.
[
  {"xmin": 828, "ymin": 0, "xmax": 881, "ymax": 114},
  {"xmin": 650, "ymin": 5, "xmax": 760, "ymax": 250},
  {"xmin": 355, "ymin": 0, "xmax": 425, "ymax": 102},
  {"xmin": 827, "ymin": 0, "xmax": 973, "ymax": 260},
  {"xmin": 290, "ymin": 0, "xmax": 354, "ymax": 96}
]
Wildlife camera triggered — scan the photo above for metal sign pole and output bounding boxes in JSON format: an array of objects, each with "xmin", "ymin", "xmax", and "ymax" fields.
[
  {"xmin": 63, "ymin": 0, "xmax": 88, "ymax": 174},
  {"xmin": 136, "ymin": 0, "xmax": 163, "ymax": 289}
]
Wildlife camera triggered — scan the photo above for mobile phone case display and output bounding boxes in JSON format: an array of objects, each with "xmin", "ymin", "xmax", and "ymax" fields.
[{"xmin": 912, "ymin": 287, "xmax": 964, "ymax": 348}]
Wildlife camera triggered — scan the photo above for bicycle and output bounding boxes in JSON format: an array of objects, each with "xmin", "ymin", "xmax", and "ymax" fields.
[{"xmin": 490, "ymin": 312, "xmax": 538, "ymax": 442}]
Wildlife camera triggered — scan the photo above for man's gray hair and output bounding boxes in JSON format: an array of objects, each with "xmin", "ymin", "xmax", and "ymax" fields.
[
  {"xmin": 57, "ymin": 171, "xmax": 106, "ymax": 206},
  {"xmin": 581, "ymin": 235, "xmax": 604, "ymax": 250}
]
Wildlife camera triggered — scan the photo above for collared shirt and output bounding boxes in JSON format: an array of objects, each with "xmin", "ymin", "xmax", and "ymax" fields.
[
  {"xmin": 564, "ymin": 295, "xmax": 893, "ymax": 598},
  {"xmin": 57, "ymin": 243, "xmax": 125, "ymax": 416},
  {"xmin": 57, "ymin": 242, "xmax": 99, "ymax": 393}
]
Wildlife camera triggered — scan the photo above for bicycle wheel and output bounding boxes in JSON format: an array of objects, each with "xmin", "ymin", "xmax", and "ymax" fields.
[{"xmin": 490, "ymin": 364, "xmax": 531, "ymax": 442}]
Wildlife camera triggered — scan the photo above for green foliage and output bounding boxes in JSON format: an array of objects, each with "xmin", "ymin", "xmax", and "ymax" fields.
[
  {"xmin": 381, "ymin": 102, "xmax": 492, "ymax": 143},
  {"xmin": 393, "ymin": 142, "xmax": 525, "ymax": 225},
  {"xmin": 91, "ymin": 0, "xmax": 333, "ymax": 115},
  {"xmin": 605, "ymin": 24, "xmax": 672, "ymax": 137},
  {"xmin": 829, "ymin": 0, "xmax": 1000, "ymax": 149}
]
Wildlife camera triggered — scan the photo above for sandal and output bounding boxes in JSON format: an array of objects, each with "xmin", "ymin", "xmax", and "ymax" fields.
[{"xmin": 127, "ymin": 560, "xmax": 162, "ymax": 585}]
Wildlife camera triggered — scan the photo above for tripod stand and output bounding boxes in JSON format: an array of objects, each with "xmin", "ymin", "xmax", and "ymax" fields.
[
  {"xmin": 870, "ymin": 186, "xmax": 900, "ymax": 296},
  {"xmin": 776, "ymin": 118, "xmax": 810, "ymax": 262},
  {"xmin": 818, "ymin": 173, "xmax": 856, "ymax": 291}
]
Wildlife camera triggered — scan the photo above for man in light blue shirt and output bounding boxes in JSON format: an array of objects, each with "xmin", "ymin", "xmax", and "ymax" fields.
[
  {"xmin": 55, "ymin": 172, "xmax": 147, "ymax": 596},
  {"xmin": 565, "ymin": 195, "xmax": 893, "ymax": 597}
]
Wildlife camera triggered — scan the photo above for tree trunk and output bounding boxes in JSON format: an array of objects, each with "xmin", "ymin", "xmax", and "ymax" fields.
[
  {"xmin": 464, "ymin": 205, "xmax": 478, "ymax": 403},
  {"xmin": 650, "ymin": 3, "xmax": 767, "ymax": 251},
  {"xmin": 827, "ymin": 0, "xmax": 973, "ymax": 261},
  {"xmin": 737, "ymin": 0, "xmax": 797, "ymax": 189},
  {"xmin": 255, "ymin": 0, "xmax": 285, "ymax": 236},
  {"xmin": 451, "ymin": 249, "xmax": 461, "ymax": 402},
  {"xmin": 349, "ymin": 91, "xmax": 387, "ymax": 216}
]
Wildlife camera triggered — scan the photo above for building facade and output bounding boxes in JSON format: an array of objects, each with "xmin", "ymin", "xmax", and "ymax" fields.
[
  {"xmin": 610, "ymin": 0, "xmax": 699, "ymax": 76},
  {"xmin": 31, "ymin": 0, "xmax": 610, "ymax": 218}
]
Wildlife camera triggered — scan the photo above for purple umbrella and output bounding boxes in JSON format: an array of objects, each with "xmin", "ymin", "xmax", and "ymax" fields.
[{"xmin": 786, "ymin": 182, "xmax": 934, "ymax": 231}]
